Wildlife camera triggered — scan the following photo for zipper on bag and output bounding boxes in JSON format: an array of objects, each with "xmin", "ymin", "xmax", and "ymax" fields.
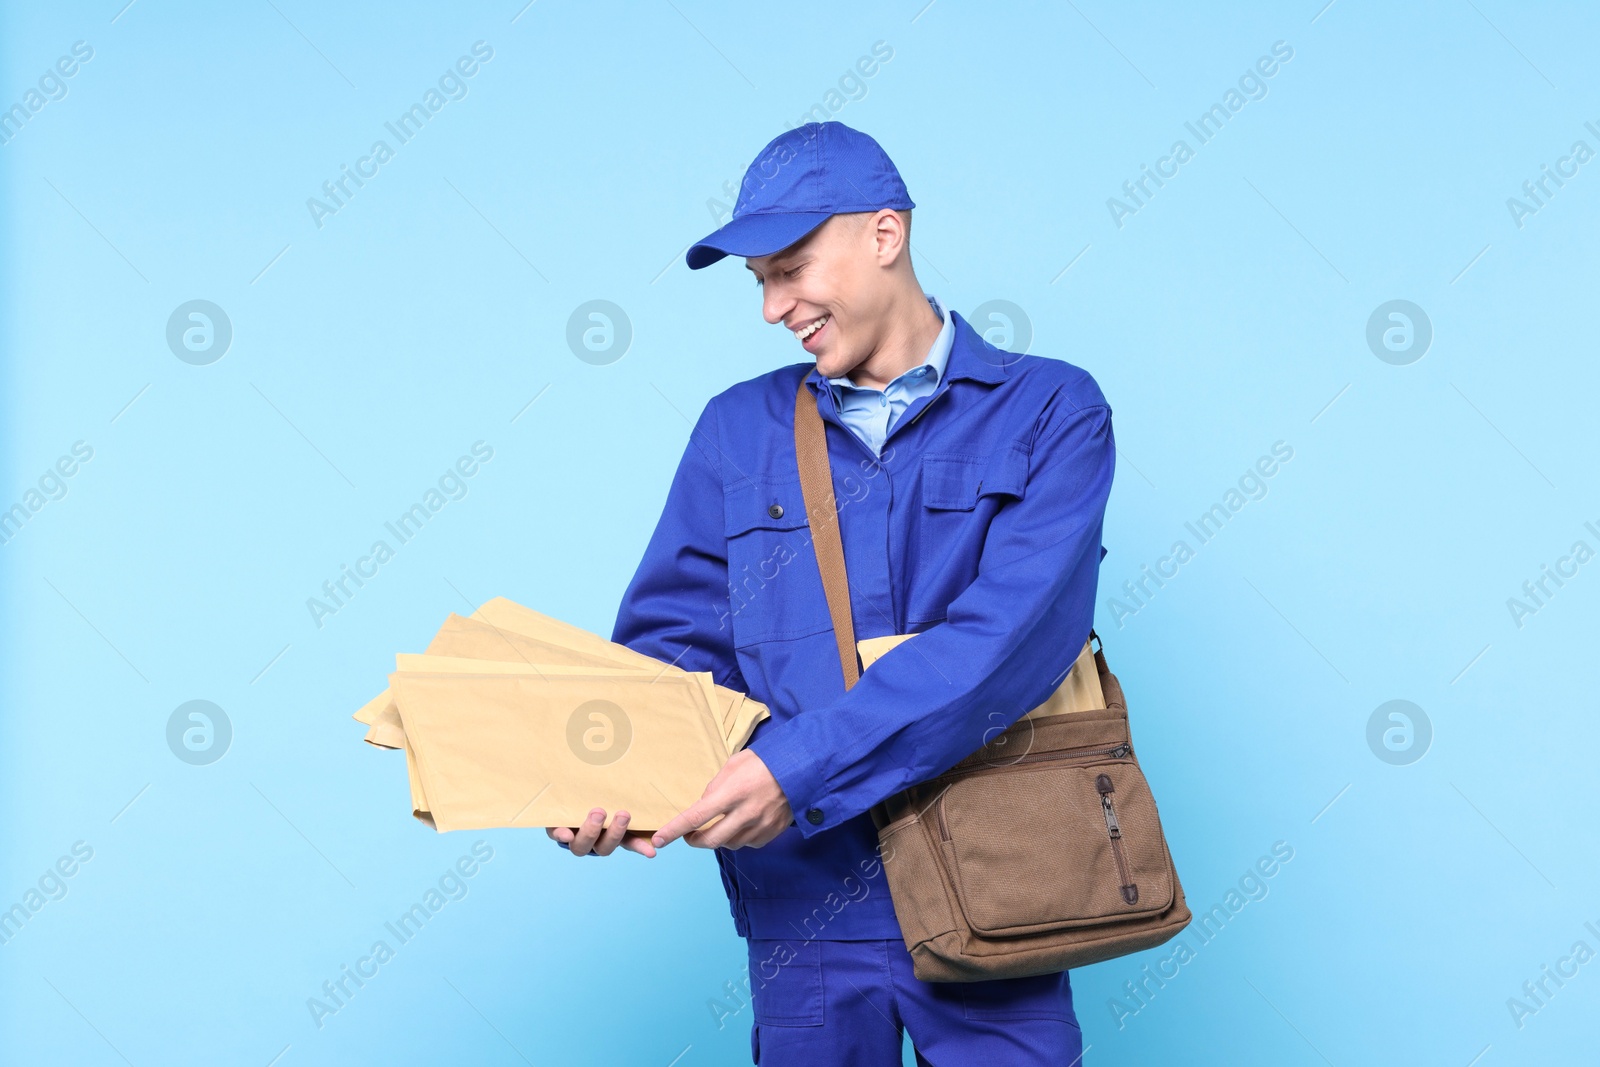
[
  {"xmin": 932, "ymin": 740, "xmax": 1131, "ymax": 788},
  {"xmin": 1011, "ymin": 741, "xmax": 1130, "ymax": 767},
  {"xmin": 1097, "ymin": 772, "xmax": 1139, "ymax": 905},
  {"xmin": 931, "ymin": 741, "xmax": 1133, "ymax": 841}
]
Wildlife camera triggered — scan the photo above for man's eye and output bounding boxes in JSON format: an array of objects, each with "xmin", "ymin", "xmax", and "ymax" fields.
[{"xmin": 784, "ymin": 267, "xmax": 801, "ymax": 278}]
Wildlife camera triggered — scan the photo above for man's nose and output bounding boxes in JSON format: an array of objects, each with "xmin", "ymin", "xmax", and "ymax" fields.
[{"xmin": 762, "ymin": 285, "xmax": 792, "ymax": 326}]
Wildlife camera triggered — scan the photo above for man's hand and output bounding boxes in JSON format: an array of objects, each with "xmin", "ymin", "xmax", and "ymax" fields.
[
  {"xmin": 546, "ymin": 809, "xmax": 658, "ymax": 858},
  {"xmin": 652, "ymin": 749, "xmax": 793, "ymax": 851}
]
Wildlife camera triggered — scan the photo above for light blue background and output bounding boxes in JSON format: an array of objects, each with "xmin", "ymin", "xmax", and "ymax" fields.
[{"xmin": 3, "ymin": 1, "xmax": 1597, "ymax": 1064}]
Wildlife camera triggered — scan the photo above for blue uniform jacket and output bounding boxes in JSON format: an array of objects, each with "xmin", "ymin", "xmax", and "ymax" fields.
[{"xmin": 611, "ymin": 310, "xmax": 1116, "ymax": 940}]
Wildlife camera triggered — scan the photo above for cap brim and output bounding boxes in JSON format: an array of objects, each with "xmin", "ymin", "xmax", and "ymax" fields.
[{"xmin": 686, "ymin": 211, "xmax": 835, "ymax": 270}]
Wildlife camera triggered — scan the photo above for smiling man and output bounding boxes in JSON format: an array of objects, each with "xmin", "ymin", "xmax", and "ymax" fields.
[{"xmin": 548, "ymin": 121, "xmax": 1116, "ymax": 1065}]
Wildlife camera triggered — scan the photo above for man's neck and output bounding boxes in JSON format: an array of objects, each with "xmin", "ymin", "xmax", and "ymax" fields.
[{"xmin": 844, "ymin": 291, "xmax": 943, "ymax": 391}]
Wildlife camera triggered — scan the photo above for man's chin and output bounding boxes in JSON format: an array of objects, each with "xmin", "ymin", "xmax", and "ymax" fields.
[{"xmin": 814, "ymin": 354, "xmax": 855, "ymax": 379}]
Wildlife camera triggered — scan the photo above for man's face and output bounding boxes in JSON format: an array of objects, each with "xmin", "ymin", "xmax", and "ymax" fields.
[{"xmin": 746, "ymin": 212, "xmax": 894, "ymax": 380}]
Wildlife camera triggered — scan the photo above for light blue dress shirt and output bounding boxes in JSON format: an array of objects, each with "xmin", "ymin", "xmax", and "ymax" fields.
[{"xmin": 825, "ymin": 294, "xmax": 954, "ymax": 457}]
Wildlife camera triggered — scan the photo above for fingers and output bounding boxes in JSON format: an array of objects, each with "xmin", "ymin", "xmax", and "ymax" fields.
[
  {"xmin": 682, "ymin": 812, "xmax": 744, "ymax": 850},
  {"xmin": 651, "ymin": 802, "xmax": 717, "ymax": 849},
  {"xmin": 664, "ymin": 750, "xmax": 793, "ymax": 851},
  {"xmin": 619, "ymin": 830, "xmax": 658, "ymax": 858},
  {"xmin": 687, "ymin": 805, "xmax": 788, "ymax": 851},
  {"xmin": 568, "ymin": 808, "xmax": 607, "ymax": 856},
  {"xmin": 555, "ymin": 797, "xmax": 760, "ymax": 854},
  {"xmin": 549, "ymin": 812, "xmax": 658, "ymax": 858},
  {"xmin": 590, "ymin": 811, "xmax": 632, "ymax": 857},
  {"xmin": 688, "ymin": 813, "xmax": 749, "ymax": 850}
]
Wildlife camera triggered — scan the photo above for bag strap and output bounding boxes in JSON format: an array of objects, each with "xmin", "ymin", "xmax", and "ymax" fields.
[
  {"xmin": 793, "ymin": 377, "xmax": 1109, "ymax": 698},
  {"xmin": 794, "ymin": 378, "xmax": 861, "ymax": 690}
]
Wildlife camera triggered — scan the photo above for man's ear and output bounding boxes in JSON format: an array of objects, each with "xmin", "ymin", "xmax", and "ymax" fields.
[{"xmin": 871, "ymin": 209, "xmax": 909, "ymax": 267}]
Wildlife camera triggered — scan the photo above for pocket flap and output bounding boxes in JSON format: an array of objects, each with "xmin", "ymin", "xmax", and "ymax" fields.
[
  {"xmin": 921, "ymin": 447, "xmax": 1029, "ymax": 510},
  {"xmin": 939, "ymin": 757, "xmax": 1175, "ymax": 937},
  {"xmin": 724, "ymin": 477, "xmax": 810, "ymax": 537}
]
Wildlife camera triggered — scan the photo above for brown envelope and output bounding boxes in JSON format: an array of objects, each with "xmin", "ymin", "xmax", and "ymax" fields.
[
  {"xmin": 388, "ymin": 666, "xmax": 729, "ymax": 832},
  {"xmin": 390, "ymin": 652, "xmax": 732, "ymax": 827},
  {"xmin": 856, "ymin": 634, "xmax": 1104, "ymax": 716},
  {"xmin": 358, "ymin": 606, "xmax": 756, "ymax": 750},
  {"xmin": 474, "ymin": 596, "xmax": 666, "ymax": 668},
  {"xmin": 394, "ymin": 681, "xmax": 756, "ymax": 830},
  {"xmin": 368, "ymin": 617, "xmax": 631, "ymax": 745},
  {"xmin": 427, "ymin": 614, "xmax": 633, "ymax": 669},
  {"xmin": 359, "ymin": 598, "xmax": 772, "ymax": 831},
  {"xmin": 354, "ymin": 609, "xmax": 631, "ymax": 734},
  {"xmin": 722, "ymin": 691, "xmax": 766, "ymax": 754},
  {"xmin": 403, "ymin": 736, "xmax": 432, "ymax": 826},
  {"xmin": 352, "ymin": 603, "xmax": 637, "ymax": 730},
  {"xmin": 390, "ymin": 654, "xmax": 744, "ymax": 762}
]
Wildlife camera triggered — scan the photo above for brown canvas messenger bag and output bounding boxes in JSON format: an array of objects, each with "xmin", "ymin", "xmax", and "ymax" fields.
[{"xmin": 793, "ymin": 379, "xmax": 1191, "ymax": 982}]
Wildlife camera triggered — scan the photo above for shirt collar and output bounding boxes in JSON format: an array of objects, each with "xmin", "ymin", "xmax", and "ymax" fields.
[
  {"xmin": 825, "ymin": 294, "xmax": 955, "ymax": 394},
  {"xmin": 803, "ymin": 300, "xmax": 1012, "ymax": 400}
]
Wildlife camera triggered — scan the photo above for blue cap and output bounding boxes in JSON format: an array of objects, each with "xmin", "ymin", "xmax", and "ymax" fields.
[{"xmin": 686, "ymin": 121, "xmax": 915, "ymax": 270}]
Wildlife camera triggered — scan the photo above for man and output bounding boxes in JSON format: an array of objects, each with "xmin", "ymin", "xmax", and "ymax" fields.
[{"xmin": 547, "ymin": 121, "xmax": 1115, "ymax": 1065}]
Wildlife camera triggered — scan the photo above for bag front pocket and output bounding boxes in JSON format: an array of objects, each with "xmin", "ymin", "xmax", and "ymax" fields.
[{"xmin": 935, "ymin": 753, "xmax": 1175, "ymax": 937}]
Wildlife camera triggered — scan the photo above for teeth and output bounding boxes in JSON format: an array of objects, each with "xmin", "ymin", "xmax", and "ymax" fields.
[{"xmin": 796, "ymin": 316, "xmax": 828, "ymax": 340}]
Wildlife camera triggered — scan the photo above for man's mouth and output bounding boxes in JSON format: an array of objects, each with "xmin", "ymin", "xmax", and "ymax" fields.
[{"xmin": 794, "ymin": 315, "xmax": 829, "ymax": 347}]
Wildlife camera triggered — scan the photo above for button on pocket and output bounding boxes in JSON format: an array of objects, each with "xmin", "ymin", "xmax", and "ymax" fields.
[
  {"xmin": 725, "ymin": 478, "xmax": 809, "ymax": 538},
  {"xmin": 746, "ymin": 938, "xmax": 824, "ymax": 1026}
]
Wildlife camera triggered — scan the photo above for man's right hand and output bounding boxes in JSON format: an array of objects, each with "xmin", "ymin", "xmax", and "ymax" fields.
[{"xmin": 546, "ymin": 808, "xmax": 658, "ymax": 858}]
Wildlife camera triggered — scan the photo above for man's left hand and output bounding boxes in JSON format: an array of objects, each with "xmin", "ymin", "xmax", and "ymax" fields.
[{"xmin": 652, "ymin": 749, "xmax": 793, "ymax": 850}]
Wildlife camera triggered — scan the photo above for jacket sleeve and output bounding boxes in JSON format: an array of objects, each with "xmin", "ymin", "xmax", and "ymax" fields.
[
  {"xmin": 610, "ymin": 398, "xmax": 746, "ymax": 694},
  {"xmin": 746, "ymin": 386, "xmax": 1116, "ymax": 836}
]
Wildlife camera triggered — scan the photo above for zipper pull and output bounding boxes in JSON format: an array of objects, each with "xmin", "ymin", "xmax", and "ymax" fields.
[
  {"xmin": 1111, "ymin": 743, "xmax": 1130, "ymax": 758},
  {"xmin": 1096, "ymin": 773, "xmax": 1121, "ymax": 837},
  {"xmin": 1101, "ymin": 794, "xmax": 1121, "ymax": 837}
]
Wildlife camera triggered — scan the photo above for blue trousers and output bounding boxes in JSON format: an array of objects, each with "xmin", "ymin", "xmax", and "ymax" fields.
[{"xmin": 744, "ymin": 937, "xmax": 1084, "ymax": 1066}]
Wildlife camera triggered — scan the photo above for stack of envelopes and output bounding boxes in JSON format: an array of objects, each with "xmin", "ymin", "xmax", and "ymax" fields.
[{"xmin": 352, "ymin": 597, "xmax": 770, "ymax": 833}]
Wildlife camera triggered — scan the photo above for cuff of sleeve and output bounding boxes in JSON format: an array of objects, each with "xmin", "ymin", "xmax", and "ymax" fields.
[{"xmin": 747, "ymin": 724, "xmax": 832, "ymax": 837}]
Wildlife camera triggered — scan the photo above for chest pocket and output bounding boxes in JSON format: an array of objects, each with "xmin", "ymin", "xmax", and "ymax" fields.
[
  {"xmin": 920, "ymin": 446, "xmax": 1030, "ymax": 510},
  {"xmin": 724, "ymin": 477, "xmax": 809, "ymax": 537},
  {"xmin": 911, "ymin": 446, "xmax": 1031, "ymax": 625},
  {"xmin": 722, "ymin": 477, "xmax": 827, "ymax": 646}
]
